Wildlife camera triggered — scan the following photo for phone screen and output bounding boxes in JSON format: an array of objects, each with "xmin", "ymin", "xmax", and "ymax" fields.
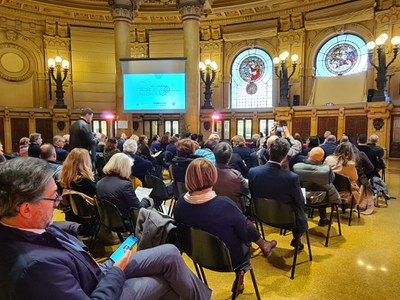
[{"xmin": 109, "ymin": 235, "xmax": 138, "ymax": 262}]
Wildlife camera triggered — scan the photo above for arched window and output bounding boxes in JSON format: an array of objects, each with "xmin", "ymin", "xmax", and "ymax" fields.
[
  {"xmin": 231, "ymin": 48, "xmax": 273, "ymax": 108},
  {"xmin": 315, "ymin": 34, "xmax": 368, "ymax": 77}
]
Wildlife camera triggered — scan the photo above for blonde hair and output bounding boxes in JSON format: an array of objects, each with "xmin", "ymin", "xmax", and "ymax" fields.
[
  {"xmin": 103, "ymin": 153, "xmax": 133, "ymax": 179},
  {"xmin": 185, "ymin": 158, "xmax": 217, "ymax": 193},
  {"xmin": 231, "ymin": 135, "xmax": 245, "ymax": 147},
  {"xmin": 59, "ymin": 148, "xmax": 94, "ymax": 188}
]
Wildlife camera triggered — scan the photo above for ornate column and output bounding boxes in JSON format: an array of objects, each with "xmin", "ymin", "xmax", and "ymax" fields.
[
  {"xmin": 109, "ymin": 0, "xmax": 138, "ymax": 117},
  {"xmin": 177, "ymin": 0, "xmax": 205, "ymax": 134}
]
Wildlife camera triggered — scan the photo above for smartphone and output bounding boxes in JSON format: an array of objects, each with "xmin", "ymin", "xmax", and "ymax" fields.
[{"xmin": 109, "ymin": 235, "xmax": 138, "ymax": 262}]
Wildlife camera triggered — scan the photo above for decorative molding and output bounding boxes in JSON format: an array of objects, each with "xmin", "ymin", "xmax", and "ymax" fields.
[
  {"xmin": 0, "ymin": 43, "xmax": 33, "ymax": 81},
  {"xmin": 43, "ymin": 35, "xmax": 70, "ymax": 49},
  {"xmin": 176, "ymin": 1, "xmax": 204, "ymax": 22},
  {"xmin": 109, "ymin": 0, "xmax": 138, "ymax": 22}
]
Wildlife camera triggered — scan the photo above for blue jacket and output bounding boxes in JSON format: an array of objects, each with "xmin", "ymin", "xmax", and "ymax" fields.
[{"xmin": 0, "ymin": 224, "xmax": 125, "ymax": 300}]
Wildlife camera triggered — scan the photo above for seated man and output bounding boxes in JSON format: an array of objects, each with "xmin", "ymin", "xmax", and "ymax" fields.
[
  {"xmin": 320, "ymin": 135, "xmax": 337, "ymax": 159},
  {"xmin": 0, "ymin": 157, "xmax": 211, "ymax": 300},
  {"xmin": 357, "ymin": 134, "xmax": 379, "ymax": 177},
  {"xmin": 293, "ymin": 147, "xmax": 341, "ymax": 226},
  {"xmin": 39, "ymin": 143, "xmax": 63, "ymax": 181},
  {"xmin": 249, "ymin": 138, "xmax": 308, "ymax": 250},
  {"xmin": 53, "ymin": 135, "xmax": 68, "ymax": 162}
]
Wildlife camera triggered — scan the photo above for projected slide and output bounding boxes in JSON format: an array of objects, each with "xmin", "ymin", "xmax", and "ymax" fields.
[{"xmin": 123, "ymin": 73, "xmax": 185, "ymax": 111}]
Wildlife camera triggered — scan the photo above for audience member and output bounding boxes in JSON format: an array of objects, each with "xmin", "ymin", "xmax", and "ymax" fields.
[
  {"xmin": 96, "ymin": 133, "xmax": 107, "ymax": 152},
  {"xmin": 27, "ymin": 132, "xmax": 42, "ymax": 158},
  {"xmin": 166, "ymin": 135, "xmax": 178, "ymax": 156},
  {"xmin": 160, "ymin": 134, "xmax": 170, "ymax": 151},
  {"xmin": 104, "ymin": 137, "xmax": 120, "ymax": 163},
  {"xmin": 249, "ymin": 138, "xmax": 307, "ymax": 250},
  {"xmin": 249, "ymin": 133, "xmax": 261, "ymax": 150},
  {"xmin": 19, "ymin": 137, "xmax": 30, "ymax": 157},
  {"xmin": 194, "ymin": 139, "xmax": 217, "ymax": 164},
  {"xmin": 0, "ymin": 157, "xmax": 212, "ymax": 300},
  {"xmin": 150, "ymin": 134, "xmax": 161, "ymax": 153},
  {"xmin": 69, "ymin": 108, "xmax": 97, "ymax": 153},
  {"xmin": 117, "ymin": 132, "xmax": 127, "ymax": 152},
  {"xmin": 123, "ymin": 139, "xmax": 152, "ymax": 184},
  {"xmin": 62, "ymin": 134, "xmax": 70, "ymax": 151},
  {"xmin": 197, "ymin": 133, "xmax": 204, "ymax": 148},
  {"xmin": 137, "ymin": 135, "xmax": 154, "ymax": 161},
  {"xmin": 53, "ymin": 135, "xmax": 68, "ymax": 162},
  {"xmin": 320, "ymin": 135, "xmax": 337, "ymax": 159},
  {"xmin": 174, "ymin": 158, "xmax": 277, "ymax": 269},
  {"xmin": 301, "ymin": 136, "xmax": 320, "ymax": 156},
  {"xmin": 0, "ymin": 141, "xmax": 5, "ymax": 163},
  {"xmin": 213, "ymin": 142, "xmax": 250, "ymax": 211},
  {"xmin": 171, "ymin": 138, "xmax": 200, "ymax": 183},
  {"xmin": 208, "ymin": 133, "xmax": 221, "ymax": 143},
  {"xmin": 293, "ymin": 147, "xmax": 341, "ymax": 226},
  {"xmin": 231, "ymin": 135, "xmax": 253, "ymax": 168},
  {"xmin": 357, "ymin": 134, "xmax": 379, "ymax": 177},
  {"xmin": 97, "ymin": 153, "xmax": 150, "ymax": 216},
  {"xmin": 368, "ymin": 134, "xmax": 386, "ymax": 172},
  {"xmin": 39, "ymin": 143, "xmax": 62, "ymax": 181}
]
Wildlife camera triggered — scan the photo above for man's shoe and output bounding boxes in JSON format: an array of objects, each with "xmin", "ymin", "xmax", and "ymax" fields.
[
  {"xmin": 318, "ymin": 218, "xmax": 330, "ymax": 227},
  {"xmin": 260, "ymin": 240, "xmax": 277, "ymax": 257},
  {"xmin": 290, "ymin": 238, "xmax": 304, "ymax": 251}
]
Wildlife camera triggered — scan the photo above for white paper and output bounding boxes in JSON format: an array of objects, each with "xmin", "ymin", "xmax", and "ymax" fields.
[{"xmin": 135, "ymin": 186, "xmax": 153, "ymax": 200}]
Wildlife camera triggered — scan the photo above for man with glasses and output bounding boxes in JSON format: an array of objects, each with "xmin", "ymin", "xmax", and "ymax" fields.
[{"xmin": 0, "ymin": 157, "xmax": 211, "ymax": 300}]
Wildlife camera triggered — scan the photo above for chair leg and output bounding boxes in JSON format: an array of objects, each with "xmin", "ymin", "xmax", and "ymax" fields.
[
  {"xmin": 336, "ymin": 205, "xmax": 342, "ymax": 236},
  {"xmin": 357, "ymin": 204, "xmax": 360, "ymax": 219},
  {"xmin": 193, "ymin": 262, "xmax": 204, "ymax": 284},
  {"xmin": 348, "ymin": 197, "xmax": 354, "ymax": 226},
  {"xmin": 306, "ymin": 230, "xmax": 312, "ymax": 261},
  {"xmin": 199, "ymin": 266, "xmax": 208, "ymax": 287},
  {"xmin": 117, "ymin": 232, "xmax": 125, "ymax": 243},
  {"xmin": 249, "ymin": 266, "xmax": 261, "ymax": 300},
  {"xmin": 231, "ymin": 271, "xmax": 241, "ymax": 300},
  {"xmin": 89, "ymin": 221, "xmax": 101, "ymax": 253},
  {"xmin": 260, "ymin": 222, "xmax": 265, "ymax": 240},
  {"xmin": 167, "ymin": 198, "xmax": 175, "ymax": 216},
  {"xmin": 325, "ymin": 206, "xmax": 334, "ymax": 247},
  {"xmin": 291, "ymin": 238, "xmax": 299, "ymax": 280}
]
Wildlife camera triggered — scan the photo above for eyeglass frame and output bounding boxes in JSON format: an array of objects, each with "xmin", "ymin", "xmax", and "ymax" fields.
[{"xmin": 41, "ymin": 192, "xmax": 63, "ymax": 207}]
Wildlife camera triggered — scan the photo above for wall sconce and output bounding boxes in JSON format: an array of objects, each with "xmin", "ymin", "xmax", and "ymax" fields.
[
  {"xmin": 273, "ymin": 51, "xmax": 299, "ymax": 107},
  {"xmin": 199, "ymin": 59, "xmax": 217, "ymax": 109},
  {"xmin": 48, "ymin": 55, "xmax": 69, "ymax": 108},
  {"xmin": 366, "ymin": 33, "xmax": 400, "ymax": 102}
]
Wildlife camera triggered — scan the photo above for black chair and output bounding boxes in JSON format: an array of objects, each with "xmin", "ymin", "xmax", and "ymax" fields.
[
  {"xmin": 62, "ymin": 189, "xmax": 98, "ymax": 252},
  {"xmin": 217, "ymin": 192, "xmax": 247, "ymax": 214},
  {"xmin": 252, "ymin": 197, "xmax": 312, "ymax": 279},
  {"xmin": 332, "ymin": 173, "xmax": 360, "ymax": 226},
  {"xmin": 144, "ymin": 175, "xmax": 175, "ymax": 215},
  {"xmin": 95, "ymin": 197, "xmax": 131, "ymax": 243},
  {"xmin": 300, "ymin": 181, "xmax": 342, "ymax": 247},
  {"xmin": 128, "ymin": 206, "xmax": 140, "ymax": 233},
  {"xmin": 162, "ymin": 151, "xmax": 175, "ymax": 179},
  {"xmin": 173, "ymin": 181, "xmax": 187, "ymax": 200},
  {"xmin": 176, "ymin": 223, "xmax": 261, "ymax": 300}
]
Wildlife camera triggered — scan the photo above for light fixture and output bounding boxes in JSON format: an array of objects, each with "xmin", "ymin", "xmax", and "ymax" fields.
[
  {"xmin": 199, "ymin": 59, "xmax": 217, "ymax": 109},
  {"xmin": 367, "ymin": 33, "xmax": 400, "ymax": 102},
  {"xmin": 48, "ymin": 55, "xmax": 69, "ymax": 108},
  {"xmin": 273, "ymin": 51, "xmax": 299, "ymax": 107}
]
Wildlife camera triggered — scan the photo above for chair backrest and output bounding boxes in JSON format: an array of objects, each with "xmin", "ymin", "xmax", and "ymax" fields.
[
  {"xmin": 217, "ymin": 192, "xmax": 246, "ymax": 213},
  {"xmin": 332, "ymin": 173, "xmax": 351, "ymax": 193},
  {"xmin": 62, "ymin": 189, "xmax": 95, "ymax": 219},
  {"xmin": 128, "ymin": 207, "xmax": 140, "ymax": 232},
  {"xmin": 252, "ymin": 197, "xmax": 295, "ymax": 230},
  {"xmin": 95, "ymin": 197, "xmax": 127, "ymax": 232},
  {"xmin": 144, "ymin": 175, "xmax": 171, "ymax": 201},
  {"xmin": 176, "ymin": 223, "xmax": 233, "ymax": 272},
  {"xmin": 173, "ymin": 181, "xmax": 187, "ymax": 199},
  {"xmin": 163, "ymin": 151, "xmax": 175, "ymax": 165}
]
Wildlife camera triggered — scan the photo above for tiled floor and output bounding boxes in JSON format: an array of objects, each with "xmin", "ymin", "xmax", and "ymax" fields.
[{"xmin": 54, "ymin": 160, "xmax": 400, "ymax": 299}]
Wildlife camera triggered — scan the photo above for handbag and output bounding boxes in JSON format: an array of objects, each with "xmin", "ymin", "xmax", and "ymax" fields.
[{"xmin": 306, "ymin": 191, "xmax": 327, "ymax": 205}]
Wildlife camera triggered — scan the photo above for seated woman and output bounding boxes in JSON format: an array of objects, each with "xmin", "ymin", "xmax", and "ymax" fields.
[
  {"xmin": 137, "ymin": 135, "xmax": 154, "ymax": 162},
  {"xmin": 324, "ymin": 142, "xmax": 360, "ymax": 206},
  {"xmin": 174, "ymin": 158, "xmax": 277, "ymax": 268},
  {"xmin": 96, "ymin": 153, "xmax": 150, "ymax": 216},
  {"xmin": 59, "ymin": 148, "xmax": 97, "ymax": 236}
]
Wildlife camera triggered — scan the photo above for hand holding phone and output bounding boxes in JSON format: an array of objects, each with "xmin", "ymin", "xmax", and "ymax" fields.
[{"xmin": 110, "ymin": 235, "xmax": 138, "ymax": 263}]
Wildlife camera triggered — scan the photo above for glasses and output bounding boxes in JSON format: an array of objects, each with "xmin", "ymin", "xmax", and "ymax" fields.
[{"xmin": 41, "ymin": 193, "xmax": 63, "ymax": 207}]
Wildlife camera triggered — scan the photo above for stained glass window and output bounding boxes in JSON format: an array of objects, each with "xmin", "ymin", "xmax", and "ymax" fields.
[
  {"xmin": 315, "ymin": 34, "xmax": 368, "ymax": 77},
  {"xmin": 231, "ymin": 48, "xmax": 273, "ymax": 108}
]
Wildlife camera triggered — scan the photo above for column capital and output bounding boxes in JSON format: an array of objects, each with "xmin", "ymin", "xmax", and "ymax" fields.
[
  {"xmin": 108, "ymin": 0, "xmax": 139, "ymax": 22},
  {"xmin": 176, "ymin": 0, "xmax": 205, "ymax": 21}
]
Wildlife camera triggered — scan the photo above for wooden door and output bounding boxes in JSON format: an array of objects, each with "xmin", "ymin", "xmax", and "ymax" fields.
[
  {"xmin": 0, "ymin": 117, "xmax": 4, "ymax": 148},
  {"xmin": 345, "ymin": 116, "xmax": 368, "ymax": 144},
  {"xmin": 318, "ymin": 117, "xmax": 338, "ymax": 137},
  {"xmin": 389, "ymin": 115, "xmax": 400, "ymax": 158},
  {"xmin": 11, "ymin": 118, "xmax": 29, "ymax": 152},
  {"xmin": 292, "ymin": 117, "xmax": 311, "ymax": 140},
  {"xmin": 36, "ymin": 119, "xmax": 53, "ymax": 144}
]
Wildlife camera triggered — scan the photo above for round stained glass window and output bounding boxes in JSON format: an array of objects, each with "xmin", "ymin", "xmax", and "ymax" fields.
[
  {"xmin": 315, "ymin": 34, "xmax": 368, "ymax": 77},
  {"xmin": 238, "ymin": 55, "xmax": 265, "ymax": 83},
  {"xmin": 325, "ymin": 43, "xmax": 358, "ymax": 75}
]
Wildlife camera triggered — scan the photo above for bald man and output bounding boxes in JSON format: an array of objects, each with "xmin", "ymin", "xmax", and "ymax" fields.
[{"xmin": 293, "ymin": 147, "xmax": 340, "ymax": 226}]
